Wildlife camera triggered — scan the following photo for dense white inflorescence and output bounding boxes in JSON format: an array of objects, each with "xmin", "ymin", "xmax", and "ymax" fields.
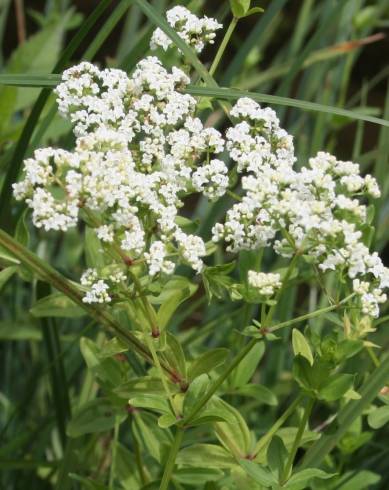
[
  {"xmin": 248, "ymin": 271, "xmax": 282, "ymax": 297},
  {"xmin": 13, "ymin": 9, "xmax": 388, "ymax": 316},
  {"xmin": 150, "ymin": 6, "xmax": 222, "ymax": 53},
  {"xmin": 212, "ymin": 97, "xmax": 388, "ymax": 317},
  {"xmin": 13, "ymin": 57, "xmax": 229, "ymax": 303}
]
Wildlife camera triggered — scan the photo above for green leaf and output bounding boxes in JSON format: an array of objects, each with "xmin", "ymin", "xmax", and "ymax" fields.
[
  {"xmin": 164, "ymin": 332, "xmax": 187, "ymax": 380},
  {"xmin": 243, "ymin": 7, "xmax": 264, "ymax": 17},
  {"xmin": 176, "ymin": 444, "xmax": 236, "ymax": 469},
  {"xmin": 202, "ymin": 262, "xmax": 235, "ymax": 301},
  {"xmin": 67, "ymin": 398, "xmax": 126, "ymax": 438},
  {"xmin": 69, "ymin": 474, "xmax": 108, "ymax": 489},
  {"xmin": 0, "ymin": 244, "xmax": 20, "ymax": 265},
  {"xmin": 80, "ymin": 337, "xmax": 122, "ymax": 387},
  {"xmin": 367, "ymin": 405, "xmax": 389, "ymax": 429},
  {"xmin": 115, "ymin": 444, "xmax": 142, "ymax": 489},
  {"xmin": 156, "ymin": 277, "xmax": 197, "ymax": 330},
  {"xmin": 230, "ymin": 342, "xmax": 265, "ymax": 388},
  {"xmin": 85, "ymin": 226, "xmax": 105, "ymax": 268},
  {"xmin": 188, "ymin": 348, "xmax": 229, "ymax": 381},
  {"xmin": 184, "ymin": 374, "xmax": 210, "ymax": 415},
  {"xmin": 133, "ymin": 412, "xmax": 173, "ymax": 463},
  {"xmin": 0, "ymin": 266, "xmax": 18, "ymax": 291},
  {"xmin": 174, "ymin": 468, "xmax": 223, "ymax": 485},
  {"xmin": 238, "ymin": 459, "xmax": 276, "ymax": 487},
  {"xmin": 302, "ymin": 355, "xmax": 389, "ymax": 469},
  {"xmin": 30, "ymin": 292, "xmax": 86, "ymax": 318},
  {"xmin": 98, "ymin": 337, "xmax": 128, "ymax": 358},
  {"xmin": 158, "ymin": 413, "xmax": 178, "ymax": 429},
  {"xmin": 292, "ymin": 329, "xmax": 313, "ymax": 365},
  {"xmin": 230, "ymin": 0, "xmax": 250, "ymax": 18},
  {"xmin": 175, "ymin": 216, "xmax": 199, "ymax": 234},
  {"xmin": 285, "ymin": 468, "xmax": 335, "ymax": 489},
  {"xmin": 229, "ymin": 383, "xmax": 277, "ymax": 406},
  {"xmin": 292, "ymin": 356, "xmax": 329, "ymax": 394},
  {"xmin": 114, "ymin": 377, "xmax": 173, "ymax": 398},
  {"xmin": 319, "ymin": 374, "xmax": 355, "ymax": 402},
  {"xmin": 267, "ymin": 436, "xmax": 287, "ymax": 479},
  {"xmin": 214, "ymin": 399, "xmax": 252, "ymax": 458},
  {"xmin": 129, "ymin": 394, "xmax": 172, "ymax": 415},
  {"xmin": 335, "ymin": 470, "xmax": 381, "ymax": 490},
  {"xmin": 15, "ymin": 210, "xmax": 30, "ymax": 247}
]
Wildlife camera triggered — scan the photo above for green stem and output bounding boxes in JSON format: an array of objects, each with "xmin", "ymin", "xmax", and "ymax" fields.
[
  {"xmin": 281, "ymin": 397, "xmax": 314, "ymax": 484},
  {"xmin": 226, "ymin": 189, "xmax": 242, "ymax": 201},
  {"xmin": 159, "ymin": 427, "xmax": 184, "ymax": 490},
  {"xmin": 209, "ymin": 17, "xmax": 238, "ymax": 77},
  {"xmin": 129, "ymin": 270, "xmax": 179, "ymax": 418},
  {"xmin": 145, "ymin": 330, "xmax": 179, "ymax": 418},
  {"xmin": 183, "ymin": 338, "xmax": 258, "ymax": 426},
  {"xmin": 253, "ymin": 394, "xmax": 303, "ymax": 456},
  {"xmin": 269, "ymin": 293, "xmax": 356, "ymax": 333},
  {"xmin": 0, "ymin": 229, "xmax": 179, "ymax": 380},
  {"xmin": 265, "ymin": 253, "xmax": 300, "ymax": 326},
  {"xmin": 367, "ymin": 346, "xmax": 380, "ymax": 368}
]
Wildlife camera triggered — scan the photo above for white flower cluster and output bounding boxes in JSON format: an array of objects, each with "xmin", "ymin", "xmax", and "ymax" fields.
[
  {"xmin": 80, "ymin": 268, "xmax": 127, "ymax": 304},
  {"xmin": 213, "ymin": 98, "xmax": 388, "ymax": 317},
  {"xmin": 13, "ymin": 57, "xmax": 229, "ymax": 282},
  {"xmin": 150, "ymin": 6, "xmax": 222, "ymax": 53},
  {"xmin": 248, "ymin": 271, "xmax": 281, "ymax": 297}
]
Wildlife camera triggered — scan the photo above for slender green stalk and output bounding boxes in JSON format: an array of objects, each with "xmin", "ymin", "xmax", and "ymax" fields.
[
  {"xmin": 269, "ymin": 293, "xmax": 356, "ymax": 333},
  {"xmin": 128, "ymin": 270, "xmax": 180, "ymax": 416},
  {"xmin": 144, "ymin": 330, "xmax": 179, "ymax": 418},
  {"xmin": 226, "ymin": 189, "xmax": 242, "ymax": 201},
  {"xmin": 209, "ymin": 17, "xmax": 238, "ymax": 77},
  {"xmin": 183, "ymin": 338, "xmax": 258, "ymax": 425},
  {"xmin": 184, "ymin": 86, "xmax": 389, "ymax": 128},
  {"xmin": 159, "ymin": 428, "xmax": 184, "ymax": 490},
  {"xmin": 0, "ymin": 77, "xmax": 388, "ymax": 128},
  {"xmin": 281, "ymin": 397, "xmax": 314, "ymax": 483},
  {"xmin": 0, "ymin": 229, "xmax": 179, "ymax": 380},
  {"xmin": 265, "ymin": 253, "xmax": 300, "ymax": 326},
  {"xmin": 367, "ymin": 347, "xmax": 380, "ymax": 368},
  {"xmin": 253, "ymin": 394, "xmax": 304, "ymax": 456}
]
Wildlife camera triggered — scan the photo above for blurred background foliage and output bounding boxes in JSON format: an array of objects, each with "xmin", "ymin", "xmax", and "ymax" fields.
[{"xmin": 0, "ymin": 0, "xmax": 389, "ymax": 489}]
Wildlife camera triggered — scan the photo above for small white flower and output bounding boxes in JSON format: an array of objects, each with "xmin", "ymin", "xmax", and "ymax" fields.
[
  {"xmin": 150, "ymin": 6, "xmax": 222, "ymax": 54},
  {"xmin": 145, "ymin": 241, "xmax": 175, "ymax": 276},
  {"xmin": 248, "ymin": 271, "xmax": 282, "ymax": 297},
  {"xmin": 96, "ymin": 225, "xmax": 114, "ymax": 243}
]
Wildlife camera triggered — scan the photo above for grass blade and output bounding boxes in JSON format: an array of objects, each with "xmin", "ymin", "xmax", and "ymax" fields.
[
  {"xmin": 0, "ymin": 76, "xmax": 387, "ymax": 127},
  {"xmin": 185, "ymin": 85, "xmax": 389, "ymax": 127},
  {"xmin": 37, "ymin": 281, "xmax": 71, "ymax": 450}
]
